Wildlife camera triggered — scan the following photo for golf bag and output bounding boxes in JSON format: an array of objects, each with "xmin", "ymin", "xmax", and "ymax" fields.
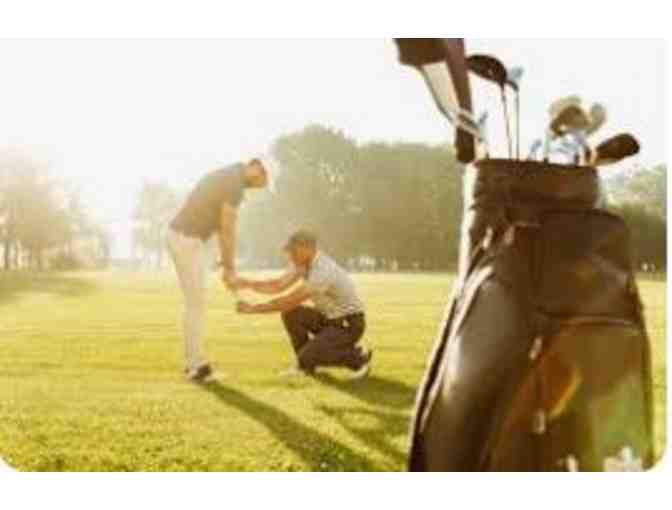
[{"xmin": 409, "ymin": 159, "xmax": 654, "ymax": 471}]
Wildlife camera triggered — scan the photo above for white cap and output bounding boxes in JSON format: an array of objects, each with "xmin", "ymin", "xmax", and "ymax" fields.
[{"xmin": 257, "ymin": 155, "xmax": 280, "ymax": 193}]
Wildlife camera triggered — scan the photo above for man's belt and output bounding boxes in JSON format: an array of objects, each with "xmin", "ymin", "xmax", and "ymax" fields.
[{"xmin": 326, "ymin": 312, "xmax": 365, "ymax": 329}]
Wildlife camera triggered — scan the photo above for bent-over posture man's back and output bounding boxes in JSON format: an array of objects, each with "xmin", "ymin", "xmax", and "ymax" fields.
[{"xmin": 166, "ymin": 158, "xmax": 273, "ymax": 381}]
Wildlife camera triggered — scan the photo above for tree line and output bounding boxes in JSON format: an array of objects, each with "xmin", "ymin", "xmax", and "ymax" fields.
[
  {"xmin": 128, "ymin": 124, "xmax": 668, "ymax": 272},
  {"xmin": 237, "ymin": 125, "xmax": 463, "ymax": 271},
  {"xmin": 237, "ymin": 125, "xmax": 667, "ymax": 271},
  {"xmin": 605, "ymin": 164, "xmax": 666, "ymax": 270},
  {"xmin": 2, "ymin": 124, "xmax": 665, "ymax": 272},
  {"xmin": 0, "ymin": 151, "xmax": 110, "ymax": 270}
]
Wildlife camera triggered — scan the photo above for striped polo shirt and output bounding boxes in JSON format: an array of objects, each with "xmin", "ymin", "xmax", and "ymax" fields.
[{"xmin": 302, "ymin": 252, "xmax": 364, "ymax": 320}]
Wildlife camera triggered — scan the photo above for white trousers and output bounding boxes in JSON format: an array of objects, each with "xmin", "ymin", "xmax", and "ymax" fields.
[{"xmin": 166, "ymin": 228, "xmax": 214, "ymax": 371}]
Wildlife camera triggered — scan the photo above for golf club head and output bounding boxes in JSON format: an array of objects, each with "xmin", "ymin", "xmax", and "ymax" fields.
[
  {"xmin": 467, "ymin": 54, "xmax": 513, "ymax": 158},
  {"xmin": 550, "ymin": 105, "xmax": 591, "ymax": 138},
  {"xmin": 477, "ymin": 110, "xmax": 490, "ymax": 157},
  {"xmin": 506, "ymin": 66, "xmax": 524, "ymax": 91},
  {"xmin": 466, "ymin": 54, "xmax": 508, "ymax": 87},
  {"xmin": 549, "ymin": 95, "xmax": 582, "ymax": 119},
  {"xmin": 528, "ymin": 139, "xmax": 543, "ymax": 160},
  {"xmin": 395, "ymin": 39, "xmax": 477, "ymax": 163},
  {"xmin": 591, "ymin": 133, "xmax": 640, "ymax": 167},
  {"xmin": 586, "ymin": 103, "xmax": 608, "ymax": 136}
]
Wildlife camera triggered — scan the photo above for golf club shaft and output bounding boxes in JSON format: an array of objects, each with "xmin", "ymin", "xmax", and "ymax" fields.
[
  {"xmin": 516, "ymin": 92, "xmax": 520, "ymax": 160},
  {"xmin": 501, "ymin": 89, "xmax": 513, "ymax": 159}
]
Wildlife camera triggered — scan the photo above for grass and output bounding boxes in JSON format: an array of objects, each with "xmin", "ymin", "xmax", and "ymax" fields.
[{"xmin": 0, "ymin": 270, "xmax": 666, "ymax": 471}]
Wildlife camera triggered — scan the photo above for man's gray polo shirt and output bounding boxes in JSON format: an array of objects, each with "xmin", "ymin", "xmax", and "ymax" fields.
[{"xmin": 302, "ymin": 252, "xmax": 364, "ymax": 320}]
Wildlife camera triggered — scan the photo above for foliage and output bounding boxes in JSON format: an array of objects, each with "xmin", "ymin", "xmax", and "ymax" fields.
[
  {"xmin": 0, "ymin": 150, "xmax": 108, "ymax": 270},
  {"xmin": 49, "ymin": 252, "xmax": 84, "ymax": 271},
  {"xmin": 132, "ymin": 181, "xmax": 179, "ymax": 269},
  {"xmin": 239, "ymin": 124, "xmax": 665, "ymax": 272},
  {"xmin": 239, "ymin": 125, "xmax": 462, "ymax": 271},
  {"xmin": 606, "ymin": 164, "xmax": 666, "ymax": 218},
  {"xmin": 606, "ymin": 164, "xmax": 667, "ymax": 269}
]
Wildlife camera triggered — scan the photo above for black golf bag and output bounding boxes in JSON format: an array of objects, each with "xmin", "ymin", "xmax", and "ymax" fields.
[{"xmin": 409, "ymin": 159, "xmax": 655, "ymax": 471}]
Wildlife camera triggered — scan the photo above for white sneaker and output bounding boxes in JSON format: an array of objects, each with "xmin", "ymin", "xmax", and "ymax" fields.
[
  {"xmin": 186, "ymin": 363, "xmax": 214, "ymax": 382},
  {"xmin": 351, "ymin": 350, "xmax": 373, "ymax": 380}
]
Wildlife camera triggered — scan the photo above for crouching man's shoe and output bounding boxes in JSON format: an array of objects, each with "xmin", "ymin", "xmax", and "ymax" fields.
[{"xmin": 351, "ymin": 350, "xmax": 373, "ymax": 380}]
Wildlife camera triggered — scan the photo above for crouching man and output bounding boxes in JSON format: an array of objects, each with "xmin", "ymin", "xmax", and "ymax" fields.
[{"xmin": 235, "ymin": 230, "xmax": 372, "ymax": 379}]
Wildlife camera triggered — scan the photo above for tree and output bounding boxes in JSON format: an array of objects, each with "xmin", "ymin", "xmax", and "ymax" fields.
[
  {"xmin": 12, "ymin": 169, "xmax": 69, "ymax": 269},
  {"xmin": 133, "ymin": 181, "xmax": 179, "ymax": 269},
  {"xmin": 606, "ymin": 164, "xmax": 666, "ymax": 219},
  {"xmin": 605, "ymin": 164, "xmax": 666, "ymax": 270},
  {"xmin": 1, "ymin": 150, "xmax": 107, "ymax": 271}
]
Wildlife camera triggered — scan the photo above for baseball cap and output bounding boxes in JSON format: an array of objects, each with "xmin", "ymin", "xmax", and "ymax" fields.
[{"xmin": 284, "ymin": 229, "xmax": 318, "ymax": 250}]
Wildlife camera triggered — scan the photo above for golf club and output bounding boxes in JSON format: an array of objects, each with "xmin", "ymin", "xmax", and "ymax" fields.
[
  {"xmin": 568, "ymin": 130, "xmax": 591, "ymax": 165},
  {"xmin": 527, "ymin": 139, "xmax": 543, "ymax": 160},
  {"xmin": 506, "ymin": 66, "xmax": 524, "ymax": 159},
  {"xmin": 544, "ymin": 104, "xmax": 591, "ymax": 162},
  {"xmin": 554, "ymin": 137, "xmax": 581, "ymax": 164},
  {"xmin": 586, "ymin": 103, "xmax": 608, "ymax": 136},
  {"xmin": 467, "ymin": 54, "xmax": 513, "ymax": 158},
  {"xmin": 420, "ymin": 62, "xmax": 483, "ymax": 141},
  {"xmin": 590, "ymin": 133, "xmax": 640, "ymax": 167},
  {"xmin": 550, "ymin": 105, "xmax": 591, "ymax": 137},
  {"xmin": 549, "ymin": 95, "xmax": 582, "ymax": 120},
  {"xmin": 477, "ymin": 110, "xmax": 490, "ymax": 158},
  {"xmin": 548, "ymin": 143, "xmax": 575, "ymax": 164}
]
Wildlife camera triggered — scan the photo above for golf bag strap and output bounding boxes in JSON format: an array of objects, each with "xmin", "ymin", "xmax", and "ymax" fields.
[{"xmin": 417, "ymin": 263, "xmax": 496, "ymax": 433}]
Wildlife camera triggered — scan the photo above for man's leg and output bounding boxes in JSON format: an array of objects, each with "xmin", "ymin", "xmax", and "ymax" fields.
[
  {"xmin": 281, "ymin": 307, "xmax": 326, "ymax": 368},
  {"xmin": 297, "ymin": 318, "xmax": 367, "ymax": 373},
  {"xmin": 167, "ymin": 230, "xmax": 208, "ymax": 374}
]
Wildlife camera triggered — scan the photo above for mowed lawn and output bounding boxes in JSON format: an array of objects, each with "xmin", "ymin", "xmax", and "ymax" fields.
[{"xmin": 0, "ymin": 271, "xmax": 666, "ymax": 471}]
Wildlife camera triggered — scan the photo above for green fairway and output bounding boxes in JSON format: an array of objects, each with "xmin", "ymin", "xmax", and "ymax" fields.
[{"xmin": 0, "ymin": 271, "xmax": 666, "ymax": 471}]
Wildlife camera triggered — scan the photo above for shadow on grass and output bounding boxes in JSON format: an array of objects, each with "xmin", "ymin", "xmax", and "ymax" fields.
[
  {"xmin": 315, "ymin": 373, "xmax": 417, "ymax": 409},
  {"xmin": 315, "ymin": 404, "xmax": 410, "ymax": 466},
  {"xmin": 0, "ymin": 271, "xmax": 98, "ymax": 306},
  {"xmin": 200, "ymin": 380, "xmax": 378, "ymax": 471}
]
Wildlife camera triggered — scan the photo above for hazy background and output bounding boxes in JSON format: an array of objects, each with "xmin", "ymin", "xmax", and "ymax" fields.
[{"xmin": 0, "ymin": 39, "xmax": 666, "ymax": 258}]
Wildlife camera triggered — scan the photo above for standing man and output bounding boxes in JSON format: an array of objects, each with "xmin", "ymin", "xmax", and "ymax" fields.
[
  {"xmin": 235, "ymin": 230, "xmax": 372, "ymax": 379},
  {"xmin": 167, "ymin": 158, "xmax": 275, "ymax": 381}
]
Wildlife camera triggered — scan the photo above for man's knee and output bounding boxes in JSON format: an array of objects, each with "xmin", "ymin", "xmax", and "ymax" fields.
[
  {"xmin": 186, "ymin": 291, "xmax": 206, "ymax": 312},
  {"xmin": 281, "ymin": 308, "xmax": 298, "ymax": 326},
  {"xmin": 297, "ymin": 343, "xmax": 319, "ymax": 371},
  {"xmin": 282, "ymin": 306, "xmax": 309, "ymax": 327}
]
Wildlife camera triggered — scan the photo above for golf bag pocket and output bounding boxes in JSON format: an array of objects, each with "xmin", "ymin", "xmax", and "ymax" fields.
[
  {"xmin": 480, "ymin": 208, "xmax": 655, "ymax": 470},
  {"xmin": 534, "ymin": 210, "xmax": 640, "ymax": 320},
  {"xmin": 485, "ymin": 318, "xmax": 653, "ymax": 471}
]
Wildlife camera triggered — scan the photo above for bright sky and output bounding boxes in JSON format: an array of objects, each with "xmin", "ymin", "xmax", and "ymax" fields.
[{"xmin": 0, "ymin": 39, "xmax": 666, "ymax": 257}]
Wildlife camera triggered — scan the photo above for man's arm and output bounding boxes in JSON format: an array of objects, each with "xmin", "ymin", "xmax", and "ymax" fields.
[
  {"xmin": 237, "ymin": 270, "xmax": 303, "ymax": 295},
  {"xmin": 237, "ymin": 284, "xmax": 313, "ymax": 314},
  {"xmin": 218, "ymin": 202, "xmax": 238, "ymax": 284}
]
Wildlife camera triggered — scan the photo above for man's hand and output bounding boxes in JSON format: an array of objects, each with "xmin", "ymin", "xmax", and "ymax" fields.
[
  {"xmin": 236, "ymin": 301, "xmax": 256, "ymax": 314},
  {"xmin": 233, "ymin": 278, "xmax": 251, "ymax": 290},
  {"xmin": 222, "ymin": 271, "xmax": 239, "ymax": 291}
]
